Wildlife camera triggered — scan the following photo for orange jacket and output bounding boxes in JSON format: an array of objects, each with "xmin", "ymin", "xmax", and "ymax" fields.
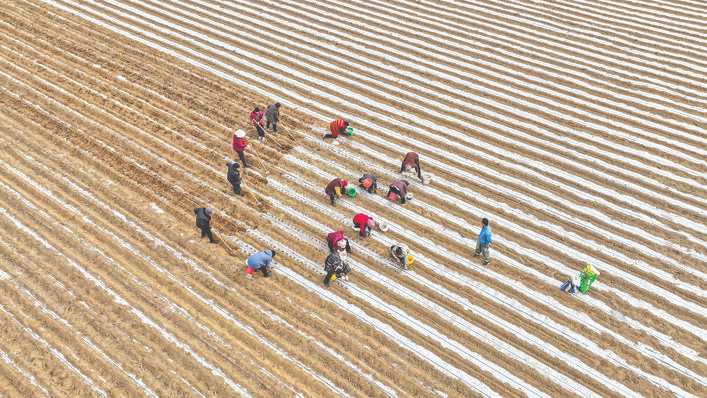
[{"xmin": 329, "ymin": 119, "xmax": 348, "ymax": 138}]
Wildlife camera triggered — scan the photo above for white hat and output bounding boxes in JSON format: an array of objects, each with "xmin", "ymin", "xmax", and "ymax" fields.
[
  {"xmin": 235, "ymin": 129, "xmax": 246, "ymax": 138},
  {"xmin": 379, "ymin": 222, "xmax": 390, "ymax": 232},
  {"xmin": 405, "ymin": 193, "xmax": 414, "ymax": 201}
]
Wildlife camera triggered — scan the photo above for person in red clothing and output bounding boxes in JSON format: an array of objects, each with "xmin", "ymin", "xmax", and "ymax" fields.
[
  {"xmin": 323, "ymin": 119, "xmax": 349, "ymax": 140},
  {"xmin": 326, "ymin": 229, "xmax": 352, "ymax": 254},
  {"xmin": 400, "ymin": 152, "xmax": 423, "ymax": 181},
  {"xmin": 231, "ymin": 129, "xmax": 249, "ymax": 167},
  {"xmin": 324, "ymin": 178, "xmax": 349, "ymax": 206},
  {"xmin": 352, "ymin": 213, "xmax": 376, "ymax": 238},
  {"xmin": 250, "ymin": 106, "xmax": 266, "ymax": 142}
]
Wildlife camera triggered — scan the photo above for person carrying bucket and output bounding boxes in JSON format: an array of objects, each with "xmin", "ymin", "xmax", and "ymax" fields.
[
  {"xmin": 324, "ymin": 177, "xmax": 349, "ymax": 206},
  {"xmin": 323, "ymin": 118, "xmax": 349, "ymax": 140},
  {"xmin": 387, "ymin": 179, "xmax": 411, "ymax": 204},
  {"xmin": 560, "ymin": 265, "xmax": 600, "ymax": 294},
  {"xmin": 245, "ymin": 249, "xmax": 276, "ymax": 279},
  {"xmin": 390, "ymin": 244, "xmax": 414, "ymax": 270},
  {"xmin": 327, "ymin": 229, "xmax": 352, "ymax": 255},
  {"xmin": 323, "ymin": 250, "xmax": 351, "ymax": 286},
  {"xmin": 352, "ymin": 212, "xmax": 376, "ymax": 238},
  {"xmin": 400, "ymin": 152, "xmax": 423, "ymax": 182},
  {"xmin": 358, "ymin": 173, "xmax": 378, "ymax": 193}
]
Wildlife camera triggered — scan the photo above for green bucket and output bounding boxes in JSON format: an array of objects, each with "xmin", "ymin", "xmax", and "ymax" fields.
[
  {"xmin": 345, "ymin": 186, "xmax": 357, "ymax": 198},
  {"xmin": 346, "ymin": 126, "xmax": 354, "ymax": 136}
]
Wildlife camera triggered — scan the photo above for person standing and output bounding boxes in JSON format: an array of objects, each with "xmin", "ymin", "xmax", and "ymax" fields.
[
  {"xmin": 250, "ymin": 106, "xmax": 266, "ymax": 143},
  {"xmin": 231, "ymin": 129, "xmax": 249, "ymax": 167},
  {"xmin": 245, "ymin": 249, "xmax": 276, "ymax": 278},
  {"xmin": 227, "ymin": 160, "xmax": 243, "ymax": 196},
  {"xmin": 323, "ymin": 118, "xmax": 349, "ymax": 140},
  {"xmin": 194, "ymin": 207, "xmax": 216, "ymax": 243},
  {"xmin": 400, "ymin": 152, "xmax": 423, "ymax": 181},
  {"xmin": 474, "ymin": 218, "xmax": 493, "ymax": 265},
  {"xmin": 265, "ymin": 102, "xmax": 281, "ymax": 132}
]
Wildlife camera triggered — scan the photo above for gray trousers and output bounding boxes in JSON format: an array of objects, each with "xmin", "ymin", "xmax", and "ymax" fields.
[{"xmin": 475, "ymin": 241, "xmax": 490, "ymax": 262}]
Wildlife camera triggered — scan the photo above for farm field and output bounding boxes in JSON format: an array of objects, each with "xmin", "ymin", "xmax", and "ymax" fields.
[{"xmin": 0, "ymin": 0, "xmax": 705, "ymax": 396}]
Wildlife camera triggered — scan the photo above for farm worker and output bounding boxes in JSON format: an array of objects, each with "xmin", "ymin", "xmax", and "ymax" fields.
[
  {"xmin": 387, "ymin": 179, "xmax": 410, "ymax": 204},
  {"xmin": 390, "ymin": 244, "xmax": 412, "ymax": 270},
  {"xmin": 323, "ymin": 118, "xmax": 349, "ymax": 139},
  {"xmin": 400, "ymin": 152, "xmax": 423, "ymax": 181},
  {"xmin": 473, "ymin": 218, "xmax": 493, "ymax": 265},
  {"xmin": 194, "ymin": 207, "xmax": 216, "ymax": 244},
  {"xmin": 323, "ymin": 251, "xmax": 351, "ymax": 286},
  {"xmin": 358, "ymin": 173, "xmax": 378, "ymax": 193},
  {"xmin": 231, "ymin": 129, "xmax": 249, "ymax": 167},
  {"xmin": 327, "ymin": 229, "xmax": 352, "ymax": 254},
  {"xmin": 560, "ymin": 265, "xmax": 600, "ymax": 294},
  {"xmin": 265, "ymin": 102, "xmax": 280, "ymax": 132},
  {"xmin": 245, "ymin": 249, "xmax": 277, "ymax": 278},
  {"xmin": 250, "ymin": 106, "xmax": 266, "ymax": 143},
  {"xmin": 324, "ymin": 177, "xmax": 349, "ymax": 206},
  {"xmin": 352, "ymin": 213, "xmax": 376, "ymax": 238},
  {"xmin": 226, "ymin": 160, "xmax": 243, "ymax": 196}
]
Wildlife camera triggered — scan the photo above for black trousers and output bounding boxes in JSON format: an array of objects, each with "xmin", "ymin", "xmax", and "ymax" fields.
[
  {"xmin": 200, "ymin": 225, "xmax": 215, "ymax": 243},
  {"xmin": 235, "ymin": 151, "xmax": 248, "ymax": 167},
  {"xmin": 329, "ymin": 193, "xmax": 337, "ymax": 206},
  {"xmin": 255, "ymin": 124, "xmax": 266, "ymax": 138},
  {"xmin": 266, "ymin": 119, "xmax": 277, "ymax": 132},
  {"xmin": 231, "ymin": 182, "xmax": 242, "ymax": 195}
]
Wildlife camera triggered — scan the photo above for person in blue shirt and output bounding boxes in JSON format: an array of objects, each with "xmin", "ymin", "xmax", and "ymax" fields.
[
  {"xmin": 245, "ymin": 249, "xmax": 276, "ymax": 278},
  {"xmin": 474, "ymin": 218, "xmax": 493, "ymax": 265}
]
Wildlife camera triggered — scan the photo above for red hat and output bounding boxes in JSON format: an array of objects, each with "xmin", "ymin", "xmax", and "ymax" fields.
[{"xmin": 341, "ymin": 179, "xmax": 349, "ymax": 187}]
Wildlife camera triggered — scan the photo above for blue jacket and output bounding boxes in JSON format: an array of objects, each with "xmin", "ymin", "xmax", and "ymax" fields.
[
  {"xmin": 247, "ymin": 250, "xmax": 274, "ymax": 270},
  {"xmin": 478, "ymin": 225, "xmax": 493, "ymax": 245}
]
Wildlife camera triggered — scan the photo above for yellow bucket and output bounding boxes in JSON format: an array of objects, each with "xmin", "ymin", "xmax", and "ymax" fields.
[
  {"xmin": 331, "ymin": 274, "xmax": 337, "ymax": 282},
  {"xmin": 406, "ymin": 255, "xmax": 415, "ymax": 268}
]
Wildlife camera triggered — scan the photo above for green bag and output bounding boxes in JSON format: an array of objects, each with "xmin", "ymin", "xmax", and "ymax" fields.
[
  {"xmin": 578, "ymin": 271, "xmax": 597, "ymax": 293},
  {"xmin": 346, "ymin": 126, "xmax": 354, "ymax": 136}
]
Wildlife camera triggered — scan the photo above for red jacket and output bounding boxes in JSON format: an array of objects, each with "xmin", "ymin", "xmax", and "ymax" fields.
[
  {"xmin": 232, "ymin": 135, "xmax": 248, "ymax": 152},
  {"xmin": 327, "ymin": 230, "xmax": 345, "ymax": 247},
  {"xmin": 250, "ymin": 110, "xmax": 264, "ymax": 126},
  {"xmin": 353, "ymin": 213, "xmax": 371, "ymax": 237},
  {"xmin": 329, "ymin": 119, "xmax": 348, "ymax": 138}
]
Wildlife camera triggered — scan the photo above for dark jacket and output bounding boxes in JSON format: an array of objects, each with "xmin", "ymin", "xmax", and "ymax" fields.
[
  {"xmin": 227, "ymin": 163, "xmax": 241, "ymax": 185},
  {"xmin": 324, "ymin": 252, "xmax": 349, "ymax": 275},
  {"xmin": 265, "ymin": 104, "xmax": 279, "ymax": 122},
  {"xmin": 324, "ymin": 178, "xmax": 346, "ymax": 196},
  {"xmin": 194, "ymin": 208, "xmax": 211, "ymax": 228}
]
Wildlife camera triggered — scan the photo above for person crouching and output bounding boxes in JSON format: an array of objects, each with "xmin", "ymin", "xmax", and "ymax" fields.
[
  {"xmin": 387, "ymin": 179, "xmax": 410, "ymax": 204},
  {"xmin": 245, "ymin": 249, "xmax": 276, "ymax": 279},
  {"xmin": 323, "ymin": 250, "xmax": 351, "ymax": 286},
  {"xmin": 327, "ymin": 229, "xmax": 352, "ymax": 255}
]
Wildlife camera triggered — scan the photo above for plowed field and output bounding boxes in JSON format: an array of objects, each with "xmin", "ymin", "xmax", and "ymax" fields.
[{"xmin": 0, "ymin": 0, "xmax": 705, "ymax": 397}]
